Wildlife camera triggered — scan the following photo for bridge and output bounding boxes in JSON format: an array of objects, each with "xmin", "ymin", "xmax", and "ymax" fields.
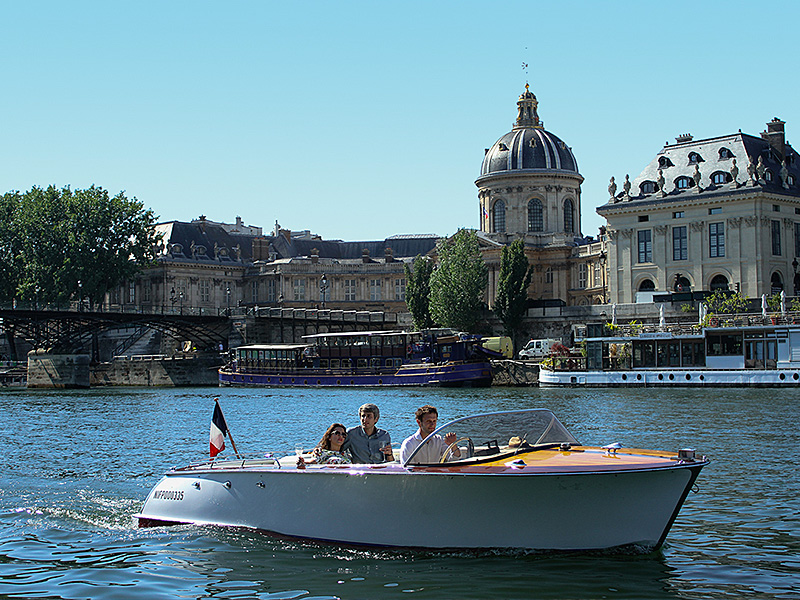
[{"xmin": 0, "ymin": 302, "xmax": 403, "ymax": 361}]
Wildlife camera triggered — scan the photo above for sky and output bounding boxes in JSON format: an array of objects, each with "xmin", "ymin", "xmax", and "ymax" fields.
[{"xmin": 3, "ymin": 1, "xmax": 800, "ymax": 242}]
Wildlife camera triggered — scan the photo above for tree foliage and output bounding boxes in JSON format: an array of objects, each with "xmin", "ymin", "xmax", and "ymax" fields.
[
  {"xmin": 494, "ymin": 239, "xmax": 532, "ymax": 341},
  {"xmin": 429, "ymin": 229, "xmax": 488, "ymax": 332},
  {"xmin": 0, "ymin": 185, "xmax": 161, "ymax": 305},
  {"xmin": 404, "ymin": 254, "xmax": 434, "ymax": 330},
  {"xmin": 704, "ymin": 289, "xmax": 748, "ymax": 315}
]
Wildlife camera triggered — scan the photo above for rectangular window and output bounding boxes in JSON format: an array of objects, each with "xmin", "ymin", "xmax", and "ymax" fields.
[
  {"xmin": 709, "ymin": 207, "xmax": 722, "ymax": 215},
  {"xmin": 773, "ymin": 204, "xmax": 781, "ymax": 212},
  {"xmin": 128, "ymin": 281, "xmax": 135, "ymax": 304},
  {"xmin": 293, "ymin": 278, "xmax": 306, "ymax": 301},
  {"xmin": 199, "ymin": 279, "xmax": 210, "ymax": 303},
  {"xmin": 672, "ymin": 226, "xmax": 688, "ymax": 261},
  {"xmin": 673, "ymin": 211, "xmax": 684, "ymax": 219},
  {"xmin": 344, "ymin": 279, "xmax": 357, "ymax": 301},
  {"xmin": 545, "ymin": 267, "xmax": 553, "ymax": 284},
  {"xmin": 638, "ymin": 215, "xmax": 649, "ymax": 222},
  {"xmin": 637, "ymin": 230, "xmax": 652, "ymax": 263},
  {"xmin": 709, "ymin": 222, "xmax": 725, "ymax": 258},
  {"xmin": 266, "ymin": 279, "xmax": 276, "ymax": 302},
  {"xmin": 795, "ymin": 223, "xmax": 800, "ymax": 258},
  {"xmin": 772, "ymin": 220, "xmax": 782, "ymax": 256},
  {"xmin": 578, "ymin": 263, "xmax": 587, "ymax": 288},
  {"xmin": 251, "ymin": 281, "xmax": 259, "ymax": 304},
  {"xmin": 370, "ymin": 279, "xmax": 382, "ymax": 301},
  {"xmin": 142, "ymin": 280, "xmax": 151, "ymax": 302},
  {"xmin": 394, "ymin": 278, "xmax": 406, "ymax": 301}
]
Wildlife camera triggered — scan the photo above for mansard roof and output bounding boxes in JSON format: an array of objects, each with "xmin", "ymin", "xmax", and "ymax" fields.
[{"xmin": 598, "ymin": 119, "xmax": 800, "ymax": 214}]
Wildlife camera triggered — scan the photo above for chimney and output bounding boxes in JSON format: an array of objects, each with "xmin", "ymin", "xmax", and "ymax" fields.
[
  {"xmin": 384, "ymin": 247, "xmax": 394, "ymax": 263},
  {"xmin": 762, "ymin": 117, "xmax": 786, "ymax": 160},
  {"xmin": 311, "ymin": 248, "xmax": 319, "ymax": 264},
  {"xmin": 281, "ymin": 228, "xmax": 291, "ymax": 242},
  {"xmin": 252, "ymin": 237, "xmax": 269, "ymax": 261},
  {"xmin": 675, "ymin": 133, "xmax": 693, "ymax": 144},
  {"xmin": 362, "ymin": 248, "xmax": 371, "ymax": 263}
]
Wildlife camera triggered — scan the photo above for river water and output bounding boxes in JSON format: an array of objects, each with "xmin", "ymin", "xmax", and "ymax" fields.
[{"xmin": 0, "ymin": 385, "xmax": 797, "ymax": 599}]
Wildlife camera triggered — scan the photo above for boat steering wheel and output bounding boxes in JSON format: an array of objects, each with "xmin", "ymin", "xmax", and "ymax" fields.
[{"xmin": 440, "ymin": 437, "xmax": 474, "ymax": 463}]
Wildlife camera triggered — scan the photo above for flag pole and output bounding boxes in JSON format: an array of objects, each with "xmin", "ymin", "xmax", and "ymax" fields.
[{"xmin": 214, "ymin": 397, "xmax": 241, "ymax": 459}]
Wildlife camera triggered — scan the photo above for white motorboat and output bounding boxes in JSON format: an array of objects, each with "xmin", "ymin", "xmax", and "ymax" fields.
[{"xmin": 136, "ymin": 409, "xmax": 707, "ymax": 552}]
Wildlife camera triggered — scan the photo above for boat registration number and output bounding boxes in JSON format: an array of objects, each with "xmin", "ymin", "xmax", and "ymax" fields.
[{"xmin": 153, "ymin": 489, "xmax": 184, "ymax": 501}]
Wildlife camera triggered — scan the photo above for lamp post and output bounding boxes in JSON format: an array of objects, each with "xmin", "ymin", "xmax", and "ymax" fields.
[
  {"xmin": 226, "ymin": 285, "xmax": 231, "ymax": 316},
  {"xmin": 179, "ymin": 290, "xmax": 184, "ymax": 315},
  {"xmin": 170, "ymin": 287, "xmax": 177, "ymax": 312},
  {"xmin": 78, "ymin": 280, "xmax": 83, "ymax": 312},
  {"xmin": 598, "ymin": 250, "xmax": 607, "ymax": 304},
  {"xmin": 320, "ymin": 273, "xmax": 329, "ymax": 309}
]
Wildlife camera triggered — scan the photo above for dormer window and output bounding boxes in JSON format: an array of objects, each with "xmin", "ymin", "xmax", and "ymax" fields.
[
  {"xmin": 675, "ymin": 176, "xmax": 693, "ymax": 189},
  {"xmin": 718, "ymin": 147, "xmax": 734, "ymax": 159},
  {"xmin": 765, "ymin": 169, "xmax": 774, "ymax": 182},
  {"xmin": 711, "ymin": 171, "xmax": 730, "ymax": 185},
  {"xmin": 789, "ymin": 174, "xmax": 796, "ymax": 186},
  {"xmin": 640, "ymin": 181, "xmax": 657, "ymax": 194},
  {"xmin": 659, "ymin": 156, "xmax": 674, "ymax": 168},
  {"xmin": 498, "ymin": 143, "xmax": 508, "ymax": 151},
  {"xmin": 688, "ymin": 152, "xmax": 703, "ymax": 164}
]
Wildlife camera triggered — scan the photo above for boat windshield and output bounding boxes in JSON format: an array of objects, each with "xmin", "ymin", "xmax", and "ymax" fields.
[{"xmin": 403, "ymin": 408, "xmax": 579, "ymax": 466}]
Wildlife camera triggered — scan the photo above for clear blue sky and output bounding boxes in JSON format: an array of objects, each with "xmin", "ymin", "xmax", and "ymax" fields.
[{"xmin": 3, "ymin": 1, "xmax": 799, "ymax": 242}]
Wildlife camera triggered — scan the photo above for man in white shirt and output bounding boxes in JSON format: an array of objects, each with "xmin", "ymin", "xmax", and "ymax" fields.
[{"xmin": 400, "ymin": 405, "xmax": 461, "ymax": 465}]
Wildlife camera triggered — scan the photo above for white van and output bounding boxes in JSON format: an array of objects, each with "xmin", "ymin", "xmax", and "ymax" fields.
[{"xmin": 518, "ymin": 338, "xmax": 561, "ymax": 360}]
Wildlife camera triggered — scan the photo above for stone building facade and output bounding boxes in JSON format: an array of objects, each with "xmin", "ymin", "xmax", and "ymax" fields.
[{"xmin": 600, "ymin": 118, "xmax": 800, "ymax": 302}]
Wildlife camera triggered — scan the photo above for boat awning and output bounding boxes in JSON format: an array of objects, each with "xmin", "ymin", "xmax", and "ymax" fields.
[{"xmin": 235, "ymin": 344, "xmax": 311, "ymax": 351}]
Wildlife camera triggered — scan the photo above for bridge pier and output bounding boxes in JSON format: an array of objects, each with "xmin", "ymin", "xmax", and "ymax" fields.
[{"xmin": 27, "ymin": 349, "xmax": 90, "ymax": 389}]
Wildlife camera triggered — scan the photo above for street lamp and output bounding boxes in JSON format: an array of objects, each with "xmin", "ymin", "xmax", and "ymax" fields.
[
  {"xmin": 226, "ymin": 285, "xmax": 231, "ymax": 315},
  {"xmin": 170, "ymin": 287, "xmax": 177, "ymax": 311},
  {"xmin": 598, "ymin": 250, "xmax": 607, "ymax": 304},
  {"xmin": 78, "ymin": 280, "xmax": 83, "ymax": 312},
  {"xmin": 179, "ymin": 290, "xmax": 184, "ymax": 315},
  {"xmin": 320, "ymin": 273, "xmax": 329, "ymax": 309}
]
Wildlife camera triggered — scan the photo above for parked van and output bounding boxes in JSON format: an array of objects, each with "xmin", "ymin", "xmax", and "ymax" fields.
[
  {"xmin": 479, "ymin": 336, "xmax": 513, "ymax": 359},
  {"xmin": 518, "ymin": 338, "xmax": 561, "ymax": 360}
]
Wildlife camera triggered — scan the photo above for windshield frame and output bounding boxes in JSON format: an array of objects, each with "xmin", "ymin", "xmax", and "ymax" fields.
[{"xmin": 402, "ymin": 408, "xmax": 580, "ymax": 466}]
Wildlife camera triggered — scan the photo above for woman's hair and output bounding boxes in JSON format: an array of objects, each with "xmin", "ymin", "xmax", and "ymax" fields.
[{"xmin": 318, "ymin": 422, "xmax": 347, "ymax": 450}]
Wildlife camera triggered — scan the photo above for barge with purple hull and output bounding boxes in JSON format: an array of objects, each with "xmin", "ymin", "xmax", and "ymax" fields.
[{"xmin": 219, "ymin": 329, "xmax": 495, "ymax": 387}]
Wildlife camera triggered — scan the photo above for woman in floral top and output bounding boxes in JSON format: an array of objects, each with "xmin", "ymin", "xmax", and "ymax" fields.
[{"xmin": 297, "ymin": 423, "xmax": 352, "ymax": 467}]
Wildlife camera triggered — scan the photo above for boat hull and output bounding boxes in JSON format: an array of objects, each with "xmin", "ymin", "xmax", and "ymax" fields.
[
  {"xmin": 219, "ymin": 361, "xmax": 493, "ymax": 387},
  {"xmin": 136, "ymin": 459, "xmax": 703, "ymax": 551},
  {"xmin": 540, "ymin": 368, "xmax": 800, "ymax": 387}
]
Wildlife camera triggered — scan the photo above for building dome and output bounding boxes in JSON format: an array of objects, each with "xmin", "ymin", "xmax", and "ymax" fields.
[{"xmin": 479, "ymin": 85, "xmax": 579, "ymax": 177}]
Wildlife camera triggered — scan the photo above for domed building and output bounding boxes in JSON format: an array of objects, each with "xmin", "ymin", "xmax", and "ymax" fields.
[{"xmin": 476, "ymin": 86, "xmax": 605, "ymax": 308}]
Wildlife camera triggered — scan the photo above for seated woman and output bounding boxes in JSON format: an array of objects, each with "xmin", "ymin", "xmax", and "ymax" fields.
[{"xmin": 297, "ymin": 423, "xmax": 352, "ymax": 467}]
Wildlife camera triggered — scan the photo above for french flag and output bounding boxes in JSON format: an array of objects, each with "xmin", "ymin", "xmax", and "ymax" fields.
[{"xmin": 210, "ymin": 400, "xmax": 228, "ymax": 458}]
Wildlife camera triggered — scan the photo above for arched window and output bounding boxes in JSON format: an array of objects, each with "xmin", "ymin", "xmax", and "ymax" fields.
[
  {"xmin": 639, "ymin": 279, "xmax": 655, "ymax": 291},
  {"xmin": 765, "ymin": 170, "xmax": 774, "ymax": 183},
  {"xmin": 719, "ymin": 147, "xmax": 734, "ymax": 159},
  {"xmin": 640, "ymin": 181, "xmax": 657, "ymax": 194},
  {"xmin": 528, "ymin": 198, "xmax": 543, "ymax": 232},
  {"xmin": 688, "ymin": 152, "xmax": 704, "ymax": 164},
  {"xmin": 563, "ymin": 198, "xmax": 574, "ymax": 233},
  {"xmin": 710, "ymin": 275, "xmax": 729, "ymax": 291},
  {"xmin": 771, "ymin": 272, "xmax": 784, "ymax": 294},
  {"xmin": 493, "ymin": 200, "xmax": 506, "ymax": 233},
  {"xmin": 674, "ymin": 275, "xmax": 691, "ymax": 292},
  {"xmin": 711, "ymin": 171, "xmax": 730, "ymax": 185},
  {"xmin": 675, "ymin": 176, "xmax": 693, "ymax": 189},
  {"xmin": 659, "ymin": 157, "xmax": 674, "ymax": 168}
]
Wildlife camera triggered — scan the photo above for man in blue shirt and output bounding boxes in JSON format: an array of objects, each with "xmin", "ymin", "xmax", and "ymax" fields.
[{"xmin": 343, "ymin": 403, "xmax": 392, "ymax": 463}]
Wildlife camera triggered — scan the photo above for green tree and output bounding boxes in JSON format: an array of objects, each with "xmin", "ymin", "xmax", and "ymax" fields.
[
  {"xmin": 0, "ymin": 192, "xmax": 22, "ymax": 301},
  {"xmin": 429, "ymin": 229, "xmax": 488, "ymax": 332},
  {"xmin": 494, "ymin": 239, "xmax": 532, "ymax": 344},
  {"xmin": 10, "ymin": 185, "xmax": 162, "ymax": 306},
  {"xmin": 404, "ymin": 254, "xmax": 434, "ymax": 330},
  {"xmin": 704, "ymin": 289, "xmax": 748, "ymax": 315}
]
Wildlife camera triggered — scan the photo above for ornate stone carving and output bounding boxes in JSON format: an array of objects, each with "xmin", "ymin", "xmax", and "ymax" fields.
[
  {"xmin": 657, "ymin": 169, "xmax": 666, "ymax": 197},
  {"xmin": 654, "ymin": 225, "xmax": 668, "ymax": 234},
  {"xmin": 727, "ymin": 217, "xmax": 742, "ymax": 229},
  {"xmin": 730, "ymin": 157, "xmax": 739, "ymax": 184},
  {"xmin": 743, "ymin": 215, "xmax": 759, "ymax": 227},
  {"xmin": 608, "ymin": 176, "xmax": 617, "ymax": 199},
  {"xmin": 760, "ymin": 215, "xmax": 771, "ymax": 227},
  {"xmin": 690, "ymin": 221, "xmax": 704, "ymax": 232},
  {"xmin": 757, "ymin": 156, "xmax": 766, "ymax": 183},
  {"xmin": 606, "ymin": 229, "xmax": 617, "ymax": 240},
  {"xmin": 747, "ymin": 155, "xmax": 758, "ymax": 186},
  {"xmin": 692, "ymin": 164, "xmax": 702, "ymax": 190},
  {"xmin": 781, "ymin": 162, "xmax": 790, "ymax": 189},
  {"xmin": 620, "ymin": 228, "xmax": 633, "ymax": 239},
  {"xmin": 623, "ymin": 174, "xmax": 631, "ymax": 199}
]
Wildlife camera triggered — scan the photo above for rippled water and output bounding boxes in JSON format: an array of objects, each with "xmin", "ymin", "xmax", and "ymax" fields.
[{"xmin": 0, "ymin": 385, "xmax": 797, "ymax": 599}]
